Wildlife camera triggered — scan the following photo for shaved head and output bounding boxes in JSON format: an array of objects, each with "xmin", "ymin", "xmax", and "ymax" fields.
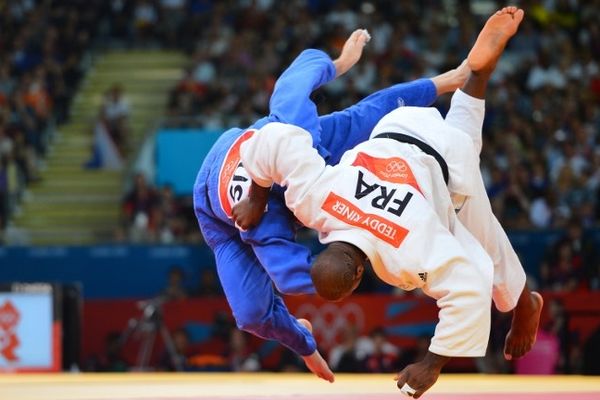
[{"xmin": 311, "ymin": 241, "xmax": 366, "ymax": 301}]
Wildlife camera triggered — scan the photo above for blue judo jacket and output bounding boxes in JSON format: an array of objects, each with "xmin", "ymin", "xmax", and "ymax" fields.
[{"xmin": 194, "ymin": 49, "xmax": 436, "ymax": 356}]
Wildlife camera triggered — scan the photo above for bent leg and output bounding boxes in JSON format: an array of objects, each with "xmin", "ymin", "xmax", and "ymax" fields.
[
  {"xmin": 268, "ymin": 49, "xmax": 336, "ymax": 142},
  {"xmin": 444, "ymin": 6, "xmax": 541, "ymax": 360},
  {"xmin": 456, "ymin": 170, "xmax": 527, "ymax": 311},
  {"xmin": 443, "ymin": 87, "xmax": 525, "ymax": 310}
]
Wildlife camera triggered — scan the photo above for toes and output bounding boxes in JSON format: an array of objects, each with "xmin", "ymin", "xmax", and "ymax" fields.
[
  {"xmin": 504, "ymin": 341, "xmax": 531, "ymax": 360},
  {"xmin": 515, "ymin": 344, "xmax": 526, "ymax": 359},
  {"xmin": 360, "ymin": 29, "xmax": 371, "ymax": 43},
  {"xmin": 514, "ymin": 9, "xmax": 525, "ymax": 24}
]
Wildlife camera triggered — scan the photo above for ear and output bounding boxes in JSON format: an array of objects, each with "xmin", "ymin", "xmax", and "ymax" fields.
[{"xmin": 355, "ymin": 262, "xmax": 365, "ymax": 278}]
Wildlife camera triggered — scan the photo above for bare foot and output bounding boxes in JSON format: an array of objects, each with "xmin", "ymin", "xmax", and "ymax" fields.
[
  {"xmin": 467, "ymin": 6, "xmax": 525, "ymax": 73},
  {"xmin": 298, "ymin": 318, "xmax": 313, "ymax": 332},
  {"xmin": 504, "ymin": 291, "xmax": 544, "ymax": 360},
  {"xmin": 333, "ymin": 29, "xmax": 370, "ymax": 77},
  {"xmin": 298, "ymin": 318, "xmax": 335, "ymax": 383}
]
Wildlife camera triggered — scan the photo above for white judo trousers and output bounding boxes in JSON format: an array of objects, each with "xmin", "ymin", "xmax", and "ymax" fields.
[
  {"xmin": 371, "ymin": 89, "xmax": 526, "ymax": 312},
  {"xmin": 239, "ymin": 90, "xmax": 521, "ymax": 358}
]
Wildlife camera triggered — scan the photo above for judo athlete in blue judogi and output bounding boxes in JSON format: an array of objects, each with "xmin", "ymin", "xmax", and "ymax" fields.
[{"xmin": 193, "ymin": 29, "xmax": 468, "ymax": 380}]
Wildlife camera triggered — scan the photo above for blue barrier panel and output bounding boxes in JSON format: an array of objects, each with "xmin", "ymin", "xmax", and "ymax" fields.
[
  {"xmin": 155, "ymin": 129, "xmax": 223, "ymax": 195},
  {"xmin": 0, "ymin": 228, "xmax": 591, "ymax": 299},
  {"xmin": 0, "ymin": 245, "xmax": 215, "ymax": 299}
]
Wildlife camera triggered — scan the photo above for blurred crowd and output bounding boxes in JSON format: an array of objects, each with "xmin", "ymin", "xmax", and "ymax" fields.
[
  {"xmin": 1, "ymin": 0, "xmax": 598, "ymax": 376},
  {"xmin": 164, "ymin": 0, "xmax": 600, "ymax": 231},
  {"xmin": 3, "ymin": 2, "xmax": 599, "ymax": 291},
  {"xmin": 0, "ymin": 0, "xmax": 93, "ymax": 239},
  {"xmin": 117, "ymin": 173, "xmax": 202, "ymax": 243},
  {"xmin": 159, "ymin": 1, "xmax": 600, "ymax": 289}
]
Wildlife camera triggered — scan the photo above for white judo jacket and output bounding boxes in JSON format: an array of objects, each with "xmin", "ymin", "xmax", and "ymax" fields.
[
  {"xmin": 240, "ymin": 117, "xmax": 495, "ymax": 358},
  {"xmin": 372, "ymin": 90, "xmax": 526, "ymax": 313}
]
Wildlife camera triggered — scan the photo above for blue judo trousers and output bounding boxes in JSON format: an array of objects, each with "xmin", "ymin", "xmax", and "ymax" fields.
[{"xmin": 193, "ymin": 49, "xmax": 436, "ymax": 356}]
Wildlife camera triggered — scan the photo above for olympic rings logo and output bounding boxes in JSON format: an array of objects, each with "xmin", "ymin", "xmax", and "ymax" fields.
[
  {"xmin": 295, "ymin": 303, "xmax": 365, "ymax": 350},
  {"xmin": 385, "ymin": 160, "xmax": 407, "ymax": 174}
]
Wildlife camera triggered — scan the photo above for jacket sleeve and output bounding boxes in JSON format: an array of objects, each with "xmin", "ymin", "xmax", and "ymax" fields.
[
  {"xmin": 240, "ymin": 123, "xmax": 326, "ymax": 215},
  {"xmin": 318, "ymin": 79, "xmax": 437, "ymax": 164}
]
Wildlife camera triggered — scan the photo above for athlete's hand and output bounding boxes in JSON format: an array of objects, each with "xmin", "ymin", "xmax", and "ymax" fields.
[
  {"xmin": 296, "ymin": 318, "xmax": 335, "ymax": 383},
  {"xmin": 394, "ymin": 352, "xmax": 449, "ymax": 398},
  {"xmin": 333, "ymin": 29, "xmax": 370, "ymax": 77},
  {"xmin": 231, "ymin": 197, "xmax": 266, "ymax": 231},
  {"xmin": 231, "ymin": 181, "xmax": 270, "ymax": 230},
  {"xmin": 302, "ymin": 349, "xmax": 335, "ymax": 383}
]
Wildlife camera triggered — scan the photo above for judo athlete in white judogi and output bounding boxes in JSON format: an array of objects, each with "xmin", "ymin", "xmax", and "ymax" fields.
[{"xmin": 232, "ymin": 7, "xmax": 542, "ymax": 399}]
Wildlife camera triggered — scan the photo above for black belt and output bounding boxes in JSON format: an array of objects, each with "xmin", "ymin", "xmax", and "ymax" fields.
[{"xmin": 374, "ymin": 132, "xmax": 449, "ymax": 185}]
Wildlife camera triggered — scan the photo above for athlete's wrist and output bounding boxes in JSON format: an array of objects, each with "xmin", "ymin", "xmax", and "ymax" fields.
[
  {"xmin": 422, "ymin": 351, "xmax": 451, "ymax": 370},
  {"xmin": 248, "ymin": 180, "xmax": 270, "ymax": 203}
]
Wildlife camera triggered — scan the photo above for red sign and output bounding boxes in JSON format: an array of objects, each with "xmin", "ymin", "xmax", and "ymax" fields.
[
  {"xmin": 82, "ymin": 292, "xmax": 600, "ymax": 370},
  {"xmin": 0, "ymin": 300, "xmax": 20, "ymax": 362}
]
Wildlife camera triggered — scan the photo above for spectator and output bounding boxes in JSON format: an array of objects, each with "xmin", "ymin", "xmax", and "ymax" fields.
[
  {"xmin": 161, "ymin": 265, "xmax": 188, "ymax": 301},
  {"xmin": 133, "ymin": 0, "xmax": 159, "ymax": 45},
  {"xmin": 99, "ymin": 332, "xmax": 129, "ymax": 372},
  {"xmin": 159, "ymin": 0, "xmax": 186, "ymax": 46},
  {"xmin": 540, "ymin": 241, "xmax": 581, "ymax": 291},
  {"xmin": 328, "ymin": 324, "xmax": 364, "ymax": 372},
  {"xmin": 122, "ymin": 173, "xmax": 158, "ymax": 240},
  {"xmin": 582, "ymin": 325, "xmax": 600, "ymax": 375},
  {"xmin": 546, "ymin": 298, "xmax": 574, "ymax": 373},
  {"xmin": 278, "ymin": 347, "xmax": 307, "ymax": 373},
  {"xmin": 226, "ymin": 329, "xmax": 260, "ymax": 372},
  {"xmin": 83, "ymin": 331, "xmax": 129, "ymax": 372},
  {"xmin": 101, "ymin": 84, "xmax": 130, "ymax": 155},
  {"xmin": 196, "ymin": 268, "xmax": 223, "ymax": 297},
  {"xmin": 362, "ymin": 328, "xmax": 399, "ymax": 373},
  {"xmin": 398, "ymin": 335, "xmax": 431, "ymax": 370},
  {"xmin": 540, "ymin": 219, "xmax": 596, "ymax": 291}
]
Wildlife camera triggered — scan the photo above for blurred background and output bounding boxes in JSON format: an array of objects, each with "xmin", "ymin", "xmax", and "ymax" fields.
[{"xmin": 0, "ymin": 0, "xmax": 598, "ymax": 376}]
